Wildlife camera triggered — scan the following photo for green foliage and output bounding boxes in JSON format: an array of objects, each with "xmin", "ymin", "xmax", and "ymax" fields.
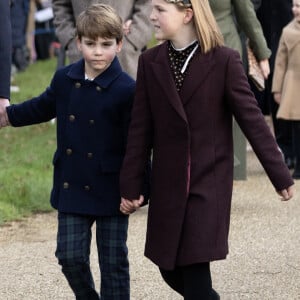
[{"xmin": 0, "ymin": 59, "xmax": 57, "ymax": 224}]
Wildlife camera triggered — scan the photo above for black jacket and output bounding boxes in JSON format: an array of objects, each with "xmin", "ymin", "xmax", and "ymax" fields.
[{"xmin": 0, "ymin": 0, "xmax": 12, "ymax": 99}]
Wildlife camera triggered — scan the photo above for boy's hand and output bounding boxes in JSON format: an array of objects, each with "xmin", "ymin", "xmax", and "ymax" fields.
[
  {"xmin": 120, "ymin": 195, "xmax": 144, "ymax": 215},
  {"xmin": 0, "ymin": 99, "xmax": 10, "ymax": 128},
  {"xmin": 277, "ymin": 185, "xmax": 295, "ymax": 201}
]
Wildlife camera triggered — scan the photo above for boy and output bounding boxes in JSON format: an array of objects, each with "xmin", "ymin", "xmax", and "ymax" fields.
[{"xmin": 1, "ymin": 4, "xmax": 136, "ymax": 299}]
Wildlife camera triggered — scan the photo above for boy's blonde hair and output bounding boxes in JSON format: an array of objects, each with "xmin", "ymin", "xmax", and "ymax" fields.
[
  {"xmin": 166, "ymin": 0, "xmax": 224, "ymax": 53},
  {"xmin": 76, "ymin": 4, "xmax": 123, "ymax": 42}
]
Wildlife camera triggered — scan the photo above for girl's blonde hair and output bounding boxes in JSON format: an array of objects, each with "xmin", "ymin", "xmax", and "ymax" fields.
[
  {"xmin": 76, "ymin": 4, "xmax": 123, "ymax": 43},
  {"xmin": 167, "ymin": 0, "xmax": 224, "ymax": 53}
]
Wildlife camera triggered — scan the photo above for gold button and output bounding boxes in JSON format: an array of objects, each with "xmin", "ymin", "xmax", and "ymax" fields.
[
  {"xmin": 66, "ymin": 148, "xmax": 72, "ymax": 155},
  {"xmin": 96, "ymin": 86, "xmax": 101, "ymax": 91},
  {"xmin": 63, "ymin": 182, "xmax": 69, "ymax": 189},
  {"xmin": 89, "ymin": 119, "xmax": 95, "ymax": 125},
  {"xmin": 75, "ymin": 82, "xmax": 81, "ymax": 88},
  {"xmin": 87, "ymin": 152, "xmax": 93, "ymax": 159},
  {"xmin": 69, "ymin": 115, "xmax": 75, "ymax": 122},
  {"xmin": 84, "ymin": 185, "xmax": 90, "ymax": 191}
]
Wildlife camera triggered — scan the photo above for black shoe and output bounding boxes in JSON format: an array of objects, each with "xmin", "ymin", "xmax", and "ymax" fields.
[
  {"xmin": 212, "ymin": 288, "xmax": 220, "ymax": 299},
  {"xmin": 285, "ymin": 157, "xmax": 295, "ymax": 169}
]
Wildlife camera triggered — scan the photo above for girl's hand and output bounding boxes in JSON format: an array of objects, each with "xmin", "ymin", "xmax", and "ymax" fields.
[
  {"xmin": 120, "ymin": 195, "xmax": 144, "ymax": 215},
  {"xmin": 259, "ymin": 59, "xmax": 270, "ymax": 79},
  {"xmin": 277, "ymin": 185, "xmax": 295, "ymax": 201},
  {"xmin": 273, "ymin": 92, "xmax": 281, "ymax": 104}
]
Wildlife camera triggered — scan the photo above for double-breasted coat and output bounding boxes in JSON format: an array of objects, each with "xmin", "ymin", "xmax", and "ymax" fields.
[
  {"xmin": 120, "ymin": 42, "xmax": 293, "ymax": 270},
  {"xmin": 52, "ymin": 0, "xmax": 153, "ymax": 78},
  {"xmin": 272, "ymin": 20, "xmax": 300, "ymax": 120},
  {"xmin": 7, "ymin": 58, "xmax": 136, "ymax": 216}
]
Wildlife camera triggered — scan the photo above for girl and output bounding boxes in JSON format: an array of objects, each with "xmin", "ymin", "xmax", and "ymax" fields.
[
  {"xmin": 1, "ymin": 4, "xmax": 149, "ymax": 299},
  {"xmin": 272, "ymin": 0, "xmax": 300, "ymax": 179},
  {"xmin": 120, "ymin": 0, "xmax": 294, "ymax": 299}
]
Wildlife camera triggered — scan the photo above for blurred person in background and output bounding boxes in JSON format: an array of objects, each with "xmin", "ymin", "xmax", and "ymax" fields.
[
  {"xmin": 11, "ymin": 0, "xmax": 30, "ymax": 72},
  {"xmin": 52, "ymin": 0, "xmax": 153, "ymax": 78},
  {"xmin": 256, "ymin": 0, "xmax": 294, "ymax": 169},
  {"xmin": 272, "ymin": 0, "xmax": 300, "ymax": 179},
  {"xmin": 34, "ymin": 0, "xmax": 56, "ymax": 60},
  {"xmin": 208, "ymin": 0, "xmax": 271, "ymax": 180}
]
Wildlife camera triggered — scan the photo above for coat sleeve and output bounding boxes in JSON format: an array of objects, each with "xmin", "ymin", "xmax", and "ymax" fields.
[
  {"xmin": 120, "ymin": 54, "xmax": 153, "ymax": 199},
  {"xmin": 6, "ymin": 74, "xmax": 57, "ymax": 126},
  {"xmin": 0, "ymin": 0, "xmax": 12, "ymax": 99},
  {"xmin": 232, "ymin": 0, "xmax": 271, "ymax": 61},
  {"xmin": 124, "ymin": 0, "xmax": 153, "ymax": 50},
  {"xmin": 271, "ymin": 33, "xmax": 288, "ymax": 94},
  {"xmin": 224, "ymin": 50, "xmax": 293, "ymax": 190}
]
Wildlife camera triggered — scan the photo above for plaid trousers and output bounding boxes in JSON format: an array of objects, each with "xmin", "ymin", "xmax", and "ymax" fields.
[{"xmin": 55, "ymin": 212, "xmax": 129, "ymax": 300}]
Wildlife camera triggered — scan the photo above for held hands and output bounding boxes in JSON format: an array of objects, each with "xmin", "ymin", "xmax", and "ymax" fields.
[
  {"xmin": 0, "ymin": 99, "xmax": 10, "ymax": 128},
  {"xmin": 277, "ymin": 185, "xmax": 295, "ymax": 201},
  {"xmin": 259, "ymin": 59, "xmax": 270, "ymax": 79},
  {"xmin": 120, "ymin": 195, "xmax": 144, "ymax": 215}
]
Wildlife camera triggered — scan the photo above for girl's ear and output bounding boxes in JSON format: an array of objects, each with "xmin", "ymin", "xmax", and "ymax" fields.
[{"xmin": 183, "ymin": 8, "xmax": 194, "ymax": 24}]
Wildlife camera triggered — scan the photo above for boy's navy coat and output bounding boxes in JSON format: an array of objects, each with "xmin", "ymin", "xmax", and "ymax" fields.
[
  {"xmin": 7, "ymin": 57, "xmax": 135, "ymax": 216},
  {"xmin": 120, "ymin": 42, "xmax": 294, "ymax": 270}
]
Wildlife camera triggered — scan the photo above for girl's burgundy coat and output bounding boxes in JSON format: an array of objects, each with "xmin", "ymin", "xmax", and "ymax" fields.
[{"xmin": 120, "ymin": 42, "xmax": 293, "ymax": 270}]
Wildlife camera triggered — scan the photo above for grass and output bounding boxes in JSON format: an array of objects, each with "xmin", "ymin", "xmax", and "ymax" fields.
[{"xmin": 0, "ymin": 59, "xmax": 57, "ymax": 224}]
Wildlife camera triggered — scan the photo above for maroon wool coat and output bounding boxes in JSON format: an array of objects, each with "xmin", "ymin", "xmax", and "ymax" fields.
[{"xmin": 120, "ymin": 41, "xmax": 293, "ymax": 270}]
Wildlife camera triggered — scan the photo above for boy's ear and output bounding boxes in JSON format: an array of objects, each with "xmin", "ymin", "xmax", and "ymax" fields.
[
  {"xmin": 116, "ymin": 40, "xmax": 123, "ymax": 53},
  {"xmin": 76, "ymin": 37, "xmax": 82, "ymax": 52}
]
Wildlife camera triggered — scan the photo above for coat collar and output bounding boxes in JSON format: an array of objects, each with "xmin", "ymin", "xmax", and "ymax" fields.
[
  {"xmin": 150, "ymin": 41, "xmax": 216, "ymax": 122},
  {"xmin": 284, "ymin": 20, "xmax": 300, "ymax": 51},
  {"xmin": 67, "ymin": 57, "xmax": 123, "ymax": 88}
]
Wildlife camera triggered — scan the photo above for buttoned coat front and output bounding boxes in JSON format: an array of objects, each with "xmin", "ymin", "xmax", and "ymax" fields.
[
  {"xmin": 7, "ymin": 58, "xmax": 135, "ymax": 216},
  {"xmin": 120, "ymin": 42, "xmax": 293, "ymax": 270}
]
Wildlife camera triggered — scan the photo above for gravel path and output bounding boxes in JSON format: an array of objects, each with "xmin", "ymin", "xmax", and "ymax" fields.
[{"xmin": 0, "ymin": 151, "xmax": 299, "ymax": 300}]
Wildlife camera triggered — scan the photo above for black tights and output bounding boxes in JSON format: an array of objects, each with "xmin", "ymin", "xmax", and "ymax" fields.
[{"xmin": 159, "ymin": 263, "xmax": 219, "ymax": 300}]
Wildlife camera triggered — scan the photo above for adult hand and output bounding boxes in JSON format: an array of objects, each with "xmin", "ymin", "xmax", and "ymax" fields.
[
  {"xmin": 273, "ymin": 92, "xmax": 281, "ymax": 104},
  {"xmin": 123, "ymin": 19, "xmax": 132, "ymax": 36},
  {"xmin": 0, "ymin": 98, "xmax": 10, "ymax": 128},
  {"xmin": 120, "ymin": 195, "xmax": 144, "ymax": 215},
  {"xmin": 259, "ymin": 59, "xmax": 270, "ymax": 79},
  {"xmin": 277, "ymin": 185, "xmax": 295, "ymax": 201}
]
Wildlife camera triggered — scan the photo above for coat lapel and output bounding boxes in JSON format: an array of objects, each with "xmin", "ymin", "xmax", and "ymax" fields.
[
  {"xmin": 179, "ymin": 50, "xmax": 216, "ymax": 105},
  {"xmin": 150, "ymin": 42, "xmax": 188, "ymax": 123},
  {"xmin": 150, "ymin": 43, "xmax": 216, "ymax": 121}
]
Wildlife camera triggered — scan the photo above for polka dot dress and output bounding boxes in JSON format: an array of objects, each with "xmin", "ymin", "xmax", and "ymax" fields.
[{"xmin": 168, "ymin": 40, "xmax": 199, "ymax": 92}]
